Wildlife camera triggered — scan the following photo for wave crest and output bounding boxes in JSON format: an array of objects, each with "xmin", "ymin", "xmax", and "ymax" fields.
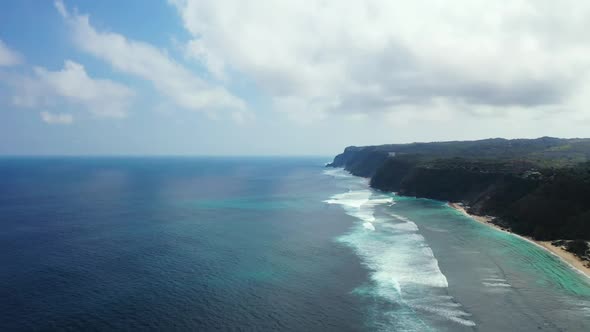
[{"xmin": 324, "ymin": 176, "xmax": 475, "ymax": 329}]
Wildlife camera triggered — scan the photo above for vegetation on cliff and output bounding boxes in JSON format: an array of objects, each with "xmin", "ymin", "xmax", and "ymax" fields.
[{"xmin": 328, "ymin": 137, "xmax": 590, "ymax": 246}]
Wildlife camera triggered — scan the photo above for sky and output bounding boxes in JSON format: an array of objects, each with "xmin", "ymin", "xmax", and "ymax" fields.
[{"xmin": 1, "ymin": 1, "xmax": 590, "ymax": 156}]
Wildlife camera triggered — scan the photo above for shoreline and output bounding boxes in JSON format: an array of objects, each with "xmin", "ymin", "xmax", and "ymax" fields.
[{"xmin": 448, "ymin": 202, "xmax": 590, "ymax": 279}]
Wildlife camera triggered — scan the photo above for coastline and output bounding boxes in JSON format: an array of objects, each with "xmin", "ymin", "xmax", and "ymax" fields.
[{"xmin": 449, "ymin": 202, "xmax": 590, "ymax": 279}]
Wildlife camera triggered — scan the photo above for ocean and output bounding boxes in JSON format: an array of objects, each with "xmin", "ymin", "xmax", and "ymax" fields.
[{"xmin": 0, "ymin": 157, "xmax": 588, "ymax": 331}]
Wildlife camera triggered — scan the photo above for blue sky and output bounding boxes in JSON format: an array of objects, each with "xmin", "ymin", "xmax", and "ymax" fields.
[{"xmin": 2, "ymin": 1, "xmax": 590, "ymax": 155}]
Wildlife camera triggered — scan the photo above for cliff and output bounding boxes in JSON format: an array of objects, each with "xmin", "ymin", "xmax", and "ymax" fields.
[{"xmin": 328, "ymin": 137, "xmax": 590, "ymax": 259}]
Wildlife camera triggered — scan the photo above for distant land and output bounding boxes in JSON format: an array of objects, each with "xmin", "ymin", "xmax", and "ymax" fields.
[{"xmin": 327, "ymin": 137, "xmax": 590, "ymax": 270}]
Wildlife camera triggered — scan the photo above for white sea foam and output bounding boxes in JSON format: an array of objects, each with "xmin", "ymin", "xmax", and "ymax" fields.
[
  {"xmin": 324, "ymin": 190, "xmax": 394, "ymax": 226},
  {"xmin": 322, "ymin": 168, "xmax": 354, "ymax": 178},
  {"xmin": 482, "ymin": 282, "xmax": 511, "ymax": 288},
  {"xmin": 422, "ymin": 225, "xmax": 450, "ymax": 233},
  {"xmin": 383, "ymin": 220, "xmax": 419, "ymax": 232},
  {"xmin": 575, "ymin": 300, "xmax": 590, "ymax": 317},
  {"xmin": 324, "ymin": 182, "xmax": 475, "ymax": 329},
  {"xmin": 389, "ymin": 213, "xmax": 414, "ymax": 223},
  {"xmin": 409, "ymin": 303, "xmax": 476, "ymax": 327},
  {"xmin": 483, "ymin": 277, "xmax": 507, "ymax": 282},
  {"xmin": 480, "ymin": 276, "xmax": 512, "ymax": 292},
  {"xmin": 324, "ymin": 190, "xmax": 371, "ymax": 207},
  {"xmin": 556, "ymin": 298, "xmax": 590, "ymax": 317},
  {"xmin": 455, "ymin": 249, "xmax": 480, "ymax": 255}
]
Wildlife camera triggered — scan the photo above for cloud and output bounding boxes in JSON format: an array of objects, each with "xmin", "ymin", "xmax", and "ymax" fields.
[
  {"xmin": 0, "ymin": 40, "xmax": 22, "ymax": 66},
  {"xmin": 170, "ymin": 0, "xmax": 590, "ymax": 121},
  {"xmin": 9, "ymin": 60, "xmax": 135, "ymax": 117},
  {"xmin": 40, "ymin": 111, "xmax": 73, "ymax": 125},
  {"xmin": 56, "ymin": 1, "xmax": 246, "ymax": 116},
  {"xmin": 54, "ymin": 0, "xmax": 68, "ymax": 18}
]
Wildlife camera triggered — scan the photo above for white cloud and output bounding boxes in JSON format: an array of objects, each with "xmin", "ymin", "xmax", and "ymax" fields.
[
  {"xmin": 56, "ymin": 1, "xmax": 246, "ymax": 116},
  {"xmin": 10, "ymin": 60, "xmax": 135, "ymax": 117},
  {"xmin": 170, "ymin": 0, "xmax": 590, "ymax": 123},
  {"xmin": 54, "ymin": 0, "xmax": 68, "ymax": 18},
  {"xmin": 40, "ymin": 111, "xmax": 73, "ymax": 125},
  {"xmin": 0, "ymin": 40, "xmax": 22, "ymax": 66}
]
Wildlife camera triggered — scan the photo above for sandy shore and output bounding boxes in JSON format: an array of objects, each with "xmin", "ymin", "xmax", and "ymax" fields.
[{"xmin": 449, "ymin": 203, "xmax": 590, "ymax": 279}]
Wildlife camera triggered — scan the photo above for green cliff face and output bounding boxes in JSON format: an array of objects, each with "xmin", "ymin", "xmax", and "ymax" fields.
[{"xmin": 329, "ymin": 137, "xmax": 590, "ymax": 241}]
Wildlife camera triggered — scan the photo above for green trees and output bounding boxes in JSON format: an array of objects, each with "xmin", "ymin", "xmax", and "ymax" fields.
[{"xmin": 329, "ymin": 138, "xmax": 590, "ymax": 241}]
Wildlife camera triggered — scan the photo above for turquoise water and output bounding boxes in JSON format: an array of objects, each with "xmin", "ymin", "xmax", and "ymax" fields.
[
  {"xmin": 324, "ymin": 168, "xmax": 590, "ymax": 331},
  {"xmin": 1, "ymin": 158, "xmax": 588, "ymax": 331}
]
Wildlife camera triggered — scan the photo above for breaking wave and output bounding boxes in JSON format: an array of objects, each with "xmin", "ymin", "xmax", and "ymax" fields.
[{"xmin": 324, "ymin": 168, "xmax": 475, "ymax": 330}]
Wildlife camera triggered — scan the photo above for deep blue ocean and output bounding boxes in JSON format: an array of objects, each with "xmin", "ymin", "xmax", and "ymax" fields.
[{"xmin": 1, "ymin": 157, "xmax": 589, "ymax": 331}]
